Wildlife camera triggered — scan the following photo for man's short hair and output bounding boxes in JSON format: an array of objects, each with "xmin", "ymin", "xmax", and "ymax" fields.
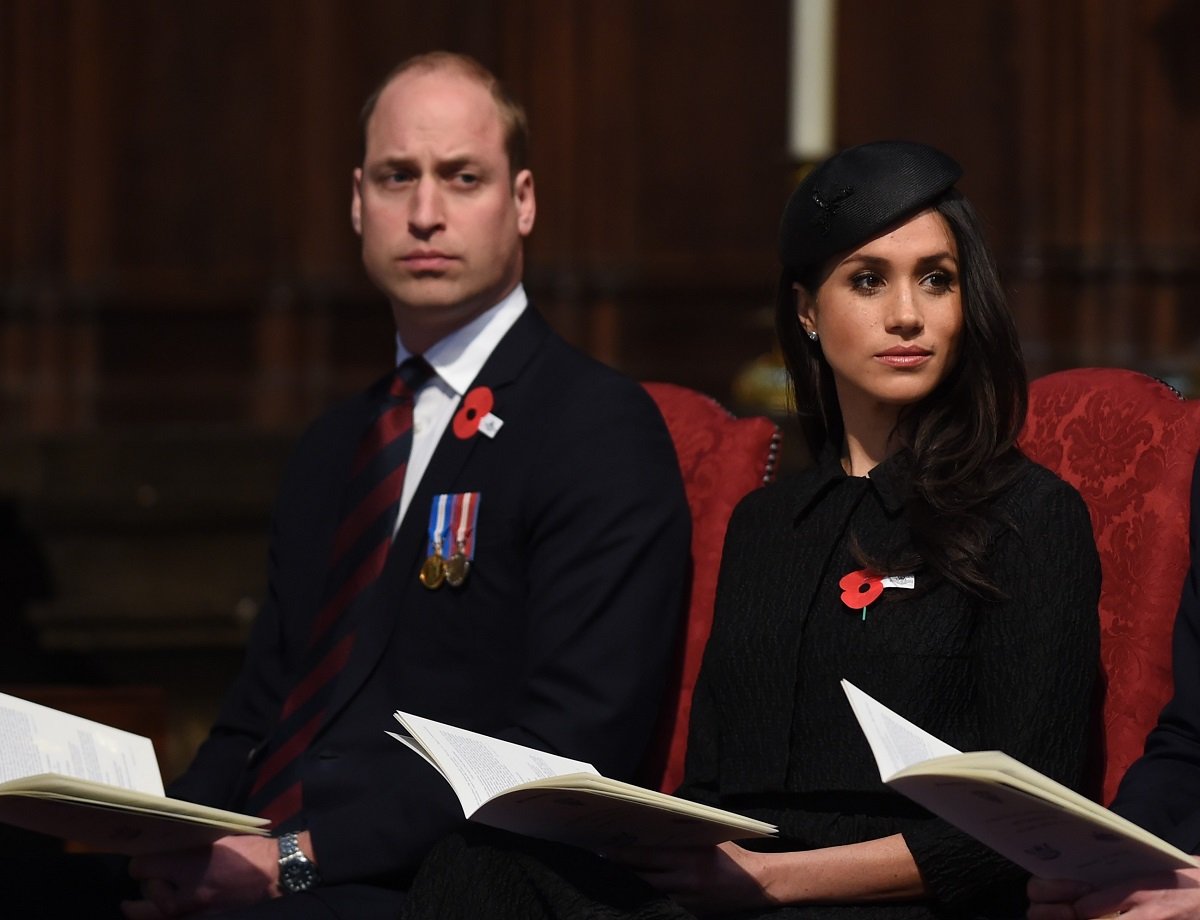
[{"xmin": 359, "ymin": 51, "xmax": 529, "ymax": 178}]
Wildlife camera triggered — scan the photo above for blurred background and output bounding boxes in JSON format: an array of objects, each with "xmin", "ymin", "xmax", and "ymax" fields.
[{"xmin": 1, "ymin": 0, "xmax": 1198, "ymax": 780}]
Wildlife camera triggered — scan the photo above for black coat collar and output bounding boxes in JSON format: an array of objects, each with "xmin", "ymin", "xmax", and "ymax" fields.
[{"xmin": 791, "ymin": 444, "xmax": 913, "ymax": 521}]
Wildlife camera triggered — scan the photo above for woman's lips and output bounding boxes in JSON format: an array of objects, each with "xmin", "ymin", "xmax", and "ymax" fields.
[{"xmin": 875, "ymin": 347, "xmax": 932, "ymax": 368}]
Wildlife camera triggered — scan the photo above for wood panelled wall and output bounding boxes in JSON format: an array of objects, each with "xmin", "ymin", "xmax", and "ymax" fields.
[
  {"xmin": 0, "ymin": 0, "xmax": 789, "ymax": 433},
  {"xmin": 5, "ymin": 1, "xmax": 1196, "ymax": 432},
  {"xmin": 1, "ymin": 0, "xmax": 1199, "ymax": 773}
]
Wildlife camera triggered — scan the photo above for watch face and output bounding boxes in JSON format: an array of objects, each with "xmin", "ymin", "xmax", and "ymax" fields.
[
  {"xmin": 281, "ymin": 862, "xmax": 314, "ymax": 893},
  {"xmin": 278, "ymin": 834, "xmax": 320, "ymax": 893},
  {"xmin": 281, "ymin": 858, "xmax": 319, "ymax": 893}
]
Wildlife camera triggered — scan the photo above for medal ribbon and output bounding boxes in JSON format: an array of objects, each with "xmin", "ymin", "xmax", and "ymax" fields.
[
  {"xmin": 426, "ymin": 493, "xmax": 480, "ymax": 559},
  {"xmin": 426, "ymin": 493, "xmax": 450, "ymax": 558},
  {"xmin": 451, "ymin": 492, "xmax": 480, "ymax": 559}
]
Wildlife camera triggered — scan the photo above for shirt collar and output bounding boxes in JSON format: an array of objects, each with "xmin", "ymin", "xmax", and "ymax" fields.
[
  {"xmin": 793, "ymin": 443, "xmax": 913, "ymax": 518},
  {"xmin": 867, "ymin": 450, "xmax": 913, "ymax": 514},
  {"xmin": 394, "ymin": 285, "xmax": 528, "ymax": 396}
]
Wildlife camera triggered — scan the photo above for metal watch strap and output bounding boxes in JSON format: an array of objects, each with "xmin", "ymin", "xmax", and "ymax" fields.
[{"xmin": 277, "ymin": 831, "xmax": 321, "ymax": 894}]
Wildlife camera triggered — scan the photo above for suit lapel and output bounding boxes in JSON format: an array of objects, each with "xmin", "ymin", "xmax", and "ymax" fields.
[{"xmin": 319, "ymin": 307, "xmax": 553, "ymax": 728}]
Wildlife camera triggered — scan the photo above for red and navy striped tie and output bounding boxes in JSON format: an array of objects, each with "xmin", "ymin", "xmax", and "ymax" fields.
[{"xmin": 245, "ymin": 356, "xmax": 434, "ymax": 829}]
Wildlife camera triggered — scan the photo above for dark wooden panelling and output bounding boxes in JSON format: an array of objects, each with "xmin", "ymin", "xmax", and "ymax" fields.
[
  {"xmin": 835, "ymin": 1, "xmax": 1017, "ymax": 254},
  {"xmin": 2, "ymin": 0, "xmax": 790, "ymax": 431},
  {"xmin": 4, "ymin": 0, "xmax": 1198, "ymax": 440}
]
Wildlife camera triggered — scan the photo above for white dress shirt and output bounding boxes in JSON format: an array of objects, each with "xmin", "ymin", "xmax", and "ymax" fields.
[{"xmin": 392, "ymin": 285, "xmax": 528, "ymax": 531}]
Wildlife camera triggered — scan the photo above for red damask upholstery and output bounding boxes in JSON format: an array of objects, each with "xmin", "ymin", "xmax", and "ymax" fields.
[
  {"xmin": 640, "ymin": 382, "xmax": 781, "ymax": 792},
  {"xmin": 1019, "ymin": 368, "xmax": 1200, "ymax": 803}
]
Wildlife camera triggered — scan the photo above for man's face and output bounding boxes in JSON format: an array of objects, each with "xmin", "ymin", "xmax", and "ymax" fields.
[{"xmin": 352, "ymin": 67, "xmax": 536, "ymax": 351}]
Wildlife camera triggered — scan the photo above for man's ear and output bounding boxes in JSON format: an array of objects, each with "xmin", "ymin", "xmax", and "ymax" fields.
[
  {"xmin": 513, "ymin": 169, "xmax": 536, "ymax": 237},
  {"xmin": 351, "ymin": 168, "xmax": 364, "ymax": 236}
]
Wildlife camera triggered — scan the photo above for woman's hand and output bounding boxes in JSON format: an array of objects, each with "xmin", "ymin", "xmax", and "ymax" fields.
[
  {"xmin": 1028, "ymin": 868, "xmax": 1200, "ymax": 919},
  {"xmin": 612, "ymin": 833, "xmax": 924, "ymax": 914},
  {"xmin": 612, "ymin": 842, "xmax": 781, "ymax": 916}
]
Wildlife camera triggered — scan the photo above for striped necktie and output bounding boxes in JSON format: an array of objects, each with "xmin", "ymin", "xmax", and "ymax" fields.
[{"xmin": 245, "ymin": 356, "xmax": 434, "ymax": 829}]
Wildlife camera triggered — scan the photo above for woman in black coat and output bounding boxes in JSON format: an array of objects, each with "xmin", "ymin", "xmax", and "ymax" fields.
[{"xmin": 401, "ymin": 141, "xmax": 1101, "ymax": 919}]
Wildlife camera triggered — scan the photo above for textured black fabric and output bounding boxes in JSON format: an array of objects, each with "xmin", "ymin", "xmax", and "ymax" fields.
[
  {"xmin": 676, "ymin": 449, "xmax": 1100, "ymax": 915},
  {"xmin": 403, "ymin": 827, "xmax": 687, "ymax": 920},
  {"xmin": 778, "ymin": 141, "xmax": 962, "ymax": 278}
]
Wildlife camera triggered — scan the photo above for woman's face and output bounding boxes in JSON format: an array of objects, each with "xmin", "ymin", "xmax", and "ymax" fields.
[{"xmin": 796, "ymin": 208, "xmax": 963, "ymax": 421}]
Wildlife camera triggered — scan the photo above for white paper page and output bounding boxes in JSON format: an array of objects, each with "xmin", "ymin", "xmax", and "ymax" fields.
[
  {"xmin": 473, "ymin": 783, "xmax": 775, "ymax": 849},
  {"xmin": 888, "ymin": 767, "xmax": 1196, "ymax": 884},
  {"xmin": 841, "ymin": 680, "xmax": 959, "ymax": 779},
  {"xmin": 392, "ymin": 712, "xmax": 597, "ymax": 815},
  {"xmin": 0, "ymin": 694, "xmax": 162, "ymax": 795}
]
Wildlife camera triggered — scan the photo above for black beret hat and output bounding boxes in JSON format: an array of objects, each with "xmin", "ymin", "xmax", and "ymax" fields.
[{"xmin": 779, "ymin": 140, "xmax": 962, "ymax": 278}]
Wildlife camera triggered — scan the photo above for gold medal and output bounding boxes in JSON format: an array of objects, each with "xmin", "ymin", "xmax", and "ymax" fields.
[
  {"xmin": 445, "ymin": 551, "xmax": 470, "ymax": 588},
  {"xmin": 419, "ymin": 554, "xmax": 446, "ymax": 590}
]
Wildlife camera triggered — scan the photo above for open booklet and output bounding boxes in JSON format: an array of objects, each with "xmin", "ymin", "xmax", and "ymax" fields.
[
  {"xmin": 388, "ymin": 711, "xmax": 777, "ymax": 849},
  {"xmin": 842, "ymin": 679, "xmax": 1198, "ymax": 884},
  {"xmin": 0, "ymin": 692, "xmax": 269, "ymax": 854}
]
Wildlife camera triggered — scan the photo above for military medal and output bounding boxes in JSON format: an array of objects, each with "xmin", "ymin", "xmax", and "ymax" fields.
[
  {"xmin": 420, "ymin": 495, "xmax": 452, "ymax": 590},
  {"xmin": 424, "ymin": 492, "xmax": 481, "ymax": 591},
  {"xmin": 443, "ymin": 492, "xmax": 480, "ymax": 588},
  {"xmin": 419, "ymin": 548, "xmax": 446, "ymax": 589},
  {"xmin": 444, "ymin": 550, "xmax": 470, "ymax": 587}
]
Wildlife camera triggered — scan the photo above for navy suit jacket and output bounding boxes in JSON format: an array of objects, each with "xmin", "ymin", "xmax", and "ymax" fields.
[
  {"xmin": 1111, "ymin": 454, "xmax": 1200, "ymax": 851},
  {"xmin": 169, "ymin": 307, "xmax": 691, "ymax": 906}
]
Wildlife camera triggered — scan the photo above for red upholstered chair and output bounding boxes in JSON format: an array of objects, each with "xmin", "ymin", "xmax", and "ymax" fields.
[
  {"xmin": 640, "ymin": 382, "xmax": 781, "ymax": 793},
  {"xmin": 1018, "ymin": 368, "xmax": 1200, "ymax": 804}
]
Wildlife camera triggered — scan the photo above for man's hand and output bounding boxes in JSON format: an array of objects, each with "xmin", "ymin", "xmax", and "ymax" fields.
[
  {"xmin": 1028, "ymin": 868, "xmax": 1200, "ymax": 919},
  {"xmin": 122, "ymin": 833, "xmax": 283, "ymax": 919}
]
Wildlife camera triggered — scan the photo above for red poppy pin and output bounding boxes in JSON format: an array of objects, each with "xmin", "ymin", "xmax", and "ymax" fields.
[
  {"xmin": 453, "ymin": 386, "xmax": 502, "ymax": 440},
  {"xmin": 839, "ymin": 569, "xmax": 884, "ymax": 610},
  {"xmin": 839, "ymin": 569, "xmax": 915, "ymax": 621}
]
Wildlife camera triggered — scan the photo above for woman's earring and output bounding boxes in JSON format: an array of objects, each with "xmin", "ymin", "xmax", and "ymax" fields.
[{"xmin": 806, "ymin": 330, "xmax": 819, "ymax": 342}]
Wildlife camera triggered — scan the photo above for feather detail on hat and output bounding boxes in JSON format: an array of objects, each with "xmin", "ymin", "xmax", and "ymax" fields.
[{"xmin": 780, "ymin": 141, "xmax": 962, "ymax": 277}]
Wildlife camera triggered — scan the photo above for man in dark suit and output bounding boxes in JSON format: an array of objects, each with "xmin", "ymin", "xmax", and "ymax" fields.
[
  {"xmin": 1028, "ymin": 456, "xmax": 1200, "ymax": 918},
  {"xmin": 121, "ymin": 51, "xmax": 690, "ymax": 919}
]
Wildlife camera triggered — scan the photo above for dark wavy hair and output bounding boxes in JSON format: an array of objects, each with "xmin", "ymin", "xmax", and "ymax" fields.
[{"xmin": 776, "ymin": 189, "xmax": 1027, "ymax": 598}]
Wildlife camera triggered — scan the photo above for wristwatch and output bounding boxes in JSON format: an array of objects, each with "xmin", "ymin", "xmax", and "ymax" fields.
[{"xmin": 277, "ymin": 831, "xmax": 321, "ymax": 894}]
